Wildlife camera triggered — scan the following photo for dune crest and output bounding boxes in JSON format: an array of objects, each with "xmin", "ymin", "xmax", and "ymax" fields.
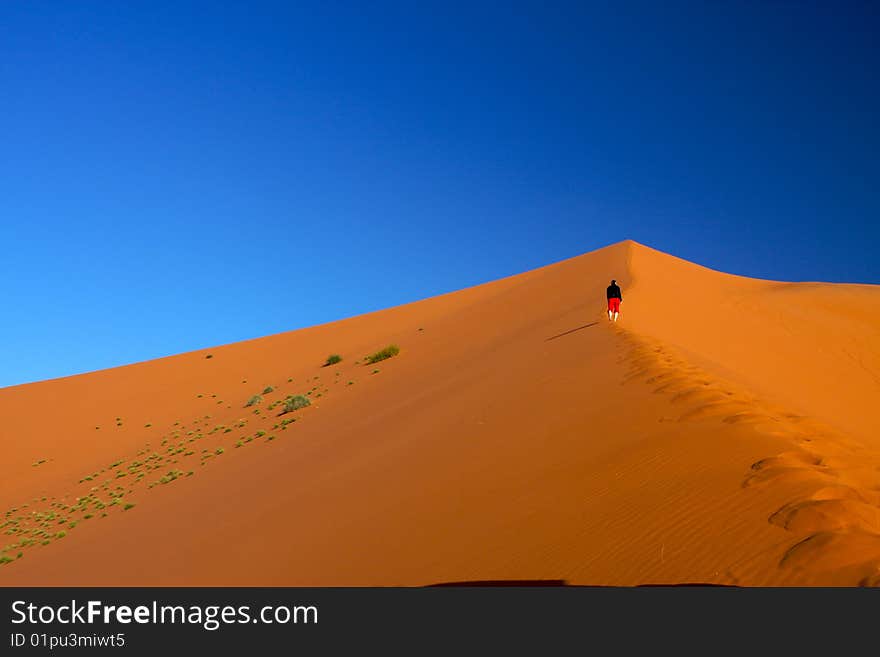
[{"xmin": 1, "ymin": 240, "xmax": 878, "ymax": 586}]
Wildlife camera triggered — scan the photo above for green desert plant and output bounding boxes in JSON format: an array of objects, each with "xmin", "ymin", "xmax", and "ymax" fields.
[
  {"xmin": 366, "ymin": 344, "xmax": 399, "ymax": 364},
  {"xmin": 262, "ymin": 386, "xmax": 275, "ymax": 394},
  {"xmin": 324, "ymin": 354, "xmax": 342, "ymax": 366},
  {"xmin": 282, "ymin": 395, "xmax": 311, "ymax": 414}
]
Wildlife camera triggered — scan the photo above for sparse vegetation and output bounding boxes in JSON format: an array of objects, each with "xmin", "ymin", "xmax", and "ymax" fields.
[
  {"xmin": 282, "ymin": 395, "xmax": 311, "ymax": 414},
  {"xmin": 0, "ymin": 356, "xmax": 354, "ymax": 563},
  {"xmin": 366, "ymin": 344, "xmax": 399, "ymax": 364},
  {"xmin": 205, "ymin": 354, "xmax": 213, "ymax": 359},
  {"xmin": 158, "ymin": 470, "xmax": 185, "ymax": 485}
]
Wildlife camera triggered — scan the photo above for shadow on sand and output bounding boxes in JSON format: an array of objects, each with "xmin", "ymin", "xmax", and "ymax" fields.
[{"xmin": 545, "ymin": 322, "xmax": 598, "ymax": 341}]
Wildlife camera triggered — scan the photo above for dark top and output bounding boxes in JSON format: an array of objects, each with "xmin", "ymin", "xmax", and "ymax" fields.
[{"xmin": 606, "ymin": 283, "xmax": 622, "ymax": 300}]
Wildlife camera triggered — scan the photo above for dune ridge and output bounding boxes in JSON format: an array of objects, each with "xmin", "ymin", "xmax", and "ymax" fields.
[{"xmin": 1, "ymin": 240, "xmax": 878, "ymax": 586}]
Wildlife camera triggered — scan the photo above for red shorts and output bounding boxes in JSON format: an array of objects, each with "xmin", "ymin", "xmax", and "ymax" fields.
[{"xmin": 608, "ymin": 298, "xmax": 620, "ymax": 313}]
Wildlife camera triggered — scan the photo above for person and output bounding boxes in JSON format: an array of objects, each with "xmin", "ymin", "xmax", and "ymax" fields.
[{"xmin": 606, "ymin": 279, "xmax": 622, "ymax": 322}]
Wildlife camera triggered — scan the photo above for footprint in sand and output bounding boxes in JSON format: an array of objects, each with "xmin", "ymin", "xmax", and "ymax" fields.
[
  {"xmin": 742, "ymin": 451, "xmax": 832, "ymax": 488},
  {"xmin": 780, "ymin": 530, "xmax": 880, "ymax": 579},
  {"xmin": 769, "ymin": 498, "xmax": 880, "ymax": 534}
]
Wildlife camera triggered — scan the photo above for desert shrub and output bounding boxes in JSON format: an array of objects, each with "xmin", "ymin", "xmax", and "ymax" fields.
[
  {"xmin": 283, "ymin": 395, "xmax": 311, "ymax": 414},
  {"xmin": 324, "ymin": 354, "xmax": 342, "ymax": 366},
  {"xmin": 366, "ymin": 345, "xmax": 399, "ymax": 364},
  {"xmin": 123, "ymin": 504, "xmax": 135, "ymax": 511},
  {"xmin": 262, "ymin": 386, "xmax": 275, "ymax": 394},
  {"xmin": 159, "ymin": 470, "xmax": 184, "ymax": 484}
]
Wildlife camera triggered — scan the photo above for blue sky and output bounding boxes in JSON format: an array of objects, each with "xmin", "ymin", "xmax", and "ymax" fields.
[{"xmin": 1, "ymin": 1, "xmax": 878, "ymax": 387}]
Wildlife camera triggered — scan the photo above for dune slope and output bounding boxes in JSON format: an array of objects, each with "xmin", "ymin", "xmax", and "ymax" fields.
[{"xmin": 1, "ymin": 240, "xmax": 878, "ymax": 586}]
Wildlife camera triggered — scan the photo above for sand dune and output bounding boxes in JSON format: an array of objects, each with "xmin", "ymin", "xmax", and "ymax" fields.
[{"xmin": 1, "ymin": 240, "xmax": 878, "ymax": 586}]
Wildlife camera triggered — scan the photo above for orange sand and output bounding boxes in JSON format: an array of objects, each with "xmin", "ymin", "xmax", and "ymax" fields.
[{"xmin": 1, "ymin": 240, "xmax": 878, "ymax": 586}]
